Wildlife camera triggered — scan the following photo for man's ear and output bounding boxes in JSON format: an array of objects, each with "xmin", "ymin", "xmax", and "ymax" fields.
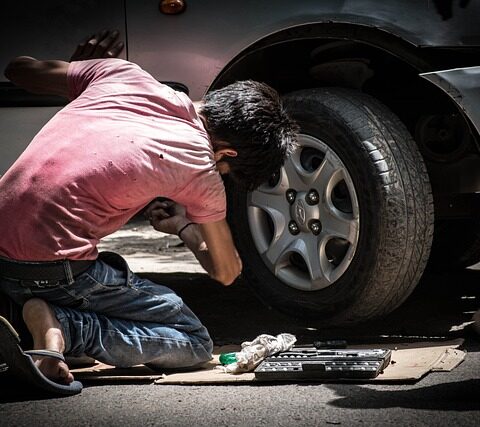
[{"xmin": 214, "ymin": 148, "xmax": 238, "ymax": 162}]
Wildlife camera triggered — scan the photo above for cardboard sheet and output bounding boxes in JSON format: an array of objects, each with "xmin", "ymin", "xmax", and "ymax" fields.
[{"xmin": 72, "ymin": 339, "xmax": 465, "ymax": 384}]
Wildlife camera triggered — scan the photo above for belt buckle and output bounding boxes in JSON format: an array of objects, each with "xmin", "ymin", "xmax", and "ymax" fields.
[
  {"xmin": 32, "ymin": 280, "xmax": 51, "ymax": 288},
  {"xmin": 30, "ymin": 279, "xmax": 61, "ymax": 288}
]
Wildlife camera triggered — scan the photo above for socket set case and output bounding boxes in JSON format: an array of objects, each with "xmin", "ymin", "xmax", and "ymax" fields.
[{"xmin": 254, "ymin": 348, "xmax": 392, "ymax": 380}]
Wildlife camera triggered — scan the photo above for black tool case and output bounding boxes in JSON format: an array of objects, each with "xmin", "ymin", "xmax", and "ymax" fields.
[{"xmin": 254, "ymin": 348, "xmax": 392, "ymax": 380}]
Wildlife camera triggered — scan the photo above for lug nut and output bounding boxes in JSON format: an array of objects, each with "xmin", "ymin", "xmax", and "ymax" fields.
[
  {"xmin": 288, "ymin": 220, "xmax": 300, "ymax": 235},
  {"xmin": 286, "ymin": 189, "xmax": 297, "ymax": 205},
  {"xmin": 309, "ymin": 220, "xmax": 322, "ymax": 235},
  {"xmin": 306, "ymin": 189, "xmax": 320, "ymax": 205}
]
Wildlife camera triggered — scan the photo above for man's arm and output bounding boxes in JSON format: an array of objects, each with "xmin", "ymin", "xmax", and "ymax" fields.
[
  {"xmin": 145, "ymin": 200, "xmax": 242, "ymax": 286},
  {"xmin": 4, "ymin": 57, "xmax": 70, "ymax": 97},
  {"xmin": 4, "ymin": 30, "xmax": 124, "ymax": 98},
  {"xmin": 186, "ymin": 220, "xmax": 242, "ymax": 286}
]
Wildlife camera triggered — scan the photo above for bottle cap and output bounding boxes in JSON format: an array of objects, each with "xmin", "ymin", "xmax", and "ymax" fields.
[{"xmin": 219, "ymin": 352, "xmax": 237, "ymax": 365}]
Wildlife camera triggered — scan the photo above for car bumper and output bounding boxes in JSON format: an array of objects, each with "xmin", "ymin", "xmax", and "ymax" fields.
[{"xmin": 420, "ymin": 66, "xmax": 480, "ymax": 138}]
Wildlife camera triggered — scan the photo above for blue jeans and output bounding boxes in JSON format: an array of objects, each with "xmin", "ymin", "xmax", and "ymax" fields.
[{"xmin": 0, "ymin": 252, "xmax": 213, "ymax": 369}]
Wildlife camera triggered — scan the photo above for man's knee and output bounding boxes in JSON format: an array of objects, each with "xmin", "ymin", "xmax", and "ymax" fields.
[{"xmin": 146, "ymin": 342, "xmax": 213, "ymax": 370}]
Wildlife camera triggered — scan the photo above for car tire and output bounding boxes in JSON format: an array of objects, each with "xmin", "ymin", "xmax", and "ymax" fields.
[{"xmin": 227, "ymin": 88, "xmax": 434, "ymax": 325}]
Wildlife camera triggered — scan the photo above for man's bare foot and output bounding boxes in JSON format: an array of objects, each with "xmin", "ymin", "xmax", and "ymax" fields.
[{"xmin": 22, "ymin": 298, "xmax": 74, "ymax": 384}]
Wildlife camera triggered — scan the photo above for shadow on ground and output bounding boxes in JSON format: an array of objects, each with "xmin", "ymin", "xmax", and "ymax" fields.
[
  {"xmin": 0, "ymin": 267, "xmax": 478, "ymax": 403},
  {"xmin": 141, "ymin": 267, "xmax": 480, "ymax": 346},
  {"xmin": 325, "ymin": 379, "xmax": 480, "ymax": 411}
]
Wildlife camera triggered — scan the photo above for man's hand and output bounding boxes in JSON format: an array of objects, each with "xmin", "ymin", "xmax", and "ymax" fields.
[
  {"xmin": 70, "ymin": 30, "xmax": 124, "ymax": 61},
  {"xmin": 144, "ymin": 199, "xmax": 190, "ymax": 236},
  {"xmin": 145, "ymin": 199, "xmax": 242, "ymax": 286}
]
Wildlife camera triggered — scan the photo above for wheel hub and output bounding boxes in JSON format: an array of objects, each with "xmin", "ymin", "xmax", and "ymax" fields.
[
  {"xmin": 290, "ymin": 192, "xmax": 320, "ymax": 232},
  {"xmin": 247, "ymin": 133, "xmax": 360, "ymax": 292}
]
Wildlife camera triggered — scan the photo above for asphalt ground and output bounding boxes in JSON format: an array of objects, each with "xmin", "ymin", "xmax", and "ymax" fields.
[{"xmin": 0, "ymin": 264, "xmax": 479, "ymax": 426}]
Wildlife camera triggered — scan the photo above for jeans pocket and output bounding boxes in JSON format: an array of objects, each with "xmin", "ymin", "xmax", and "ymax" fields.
[
  {"xmin": 84, "ymin": 252, "xmax": 132, "ymax": 289},
  {"xmin": 68, "ymin": 253, "xmax": 136, "ymax": 313},
  {"xmin": 29, "ymin": 285, "xmax": 88, "ymax": 310}
]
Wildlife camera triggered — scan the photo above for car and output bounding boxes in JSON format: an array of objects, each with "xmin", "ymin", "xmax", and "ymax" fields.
[{"xmin": 1, "ymin": 0, "xmax": 480, "ymax": 325}]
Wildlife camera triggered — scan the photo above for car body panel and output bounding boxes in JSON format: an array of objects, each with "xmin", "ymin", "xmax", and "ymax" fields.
[
  {"xmin": 0, "ymin": 0, "xmax": 126, "ymax": 79},
  {"xmin": 421, "ymin": 66, "xmax": 480, "ymax": 138},
  {"xmin": 0, "ymin": 0, "xmax": 125, "ymax": 175},
  {"xmin": 419, "ymin": 66, "xmax": 480, "ymax": 197},
  {"xmin": 126, "ymin": 0, "xmax": 480, "ymax": 100}
]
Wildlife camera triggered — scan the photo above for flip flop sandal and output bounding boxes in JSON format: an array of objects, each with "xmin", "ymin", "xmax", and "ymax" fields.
[
  {"xmin": 0, "ymin": 316, "xmax": 83, "ymax": 396},
  {"xmin": 0, "ymin": 292, "xmax": 33, "ymax": 349}
]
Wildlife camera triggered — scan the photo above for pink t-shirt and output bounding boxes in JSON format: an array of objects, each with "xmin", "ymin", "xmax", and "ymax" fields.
[{"xmin": 0, "ymin": 58, "xmax": 226, "ymax": 261}]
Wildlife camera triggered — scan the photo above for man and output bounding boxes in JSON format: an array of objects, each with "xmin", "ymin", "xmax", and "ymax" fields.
[{"xmin": 0, "ymin": 31, "xmax": 298, "ymax": 388}]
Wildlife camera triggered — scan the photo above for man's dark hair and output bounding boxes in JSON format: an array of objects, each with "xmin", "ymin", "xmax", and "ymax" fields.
[{"xmin": 201, "ymin": 80, "xmax": 298, "ymax": 191}]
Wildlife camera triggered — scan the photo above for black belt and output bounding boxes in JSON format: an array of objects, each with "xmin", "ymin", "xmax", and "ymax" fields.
[{"xmin": 0, "ymin": 256, "xmax": 94, "ymax": 283}]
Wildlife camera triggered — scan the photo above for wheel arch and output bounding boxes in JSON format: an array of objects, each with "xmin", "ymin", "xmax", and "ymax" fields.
[
  {"xmin": 209, "ymin": 22, "xmax": 430, "ymax": 92},
  {"xmin": 207, "ymin": 22, "xmax": 465, "ymax": 155},
  {"xmin": 213, "ymin": 22, "xmax": 480, "ymax": 218}
]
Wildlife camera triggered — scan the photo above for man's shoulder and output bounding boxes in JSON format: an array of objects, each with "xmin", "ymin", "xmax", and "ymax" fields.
[
  {"xmin": 72, "ymin": 57, "xmax": 138, "ymax": 69},
  {"xmin": 69, "ymin": 58, "xmax": 148, "ymax": 85},
  {"xmin": 98, "ymin": 58, "xmax": 143, "ymax": 72}
]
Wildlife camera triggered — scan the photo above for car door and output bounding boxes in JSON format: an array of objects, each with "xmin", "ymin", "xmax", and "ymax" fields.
[{"xmin": 0, "ymin": 0, "xmax": 126, "ymax": 175}]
